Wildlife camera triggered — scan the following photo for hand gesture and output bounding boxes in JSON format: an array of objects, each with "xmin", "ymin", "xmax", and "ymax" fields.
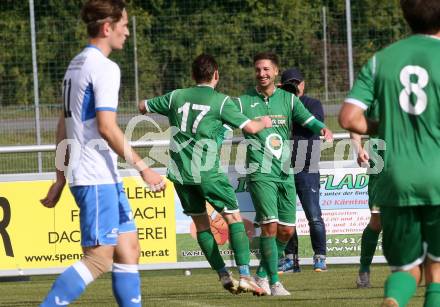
[
  {"xmin": 40, "ymin": 180, "xmax": 65, "ymax": 208},
  {"xmin": 321, "ymin": 127, "xmax": 333, "ymax": 142},
  {"xmin": 357, "ymin": 147, "xmax": 370, "ymax": 168},
  {"xmin": 261, "ymin": 116, "xmax": 272, "ymax": 128},
  {"xmin": 140, "ymin": 168, "xmax": 166, "ymax": 192}
]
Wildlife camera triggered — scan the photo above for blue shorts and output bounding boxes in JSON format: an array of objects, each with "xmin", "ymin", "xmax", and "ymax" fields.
[{"xmin": 70, "ymin": 182, "xmax": 137, "ymax": 247}]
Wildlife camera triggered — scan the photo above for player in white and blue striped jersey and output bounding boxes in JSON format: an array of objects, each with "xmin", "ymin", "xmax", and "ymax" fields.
[{"xmin": 40, "ymin": 1, "xmax": 165, "ymax": 306}]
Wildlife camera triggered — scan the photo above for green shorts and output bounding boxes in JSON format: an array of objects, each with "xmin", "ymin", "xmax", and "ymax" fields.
[
  {"xmin": 381, "ymin": 206, "xmax": 440, "ymax": 270},
  {"xmin": 174, "ymin": 174, "xmax": 239, "ymax": 216},
  {"xmin": 368, "ymin": 174, "xmax": 380, "ymax": 213},
  {"xmin": 248, "ymin": 180, "xmax": 296, "ymax": 226}
]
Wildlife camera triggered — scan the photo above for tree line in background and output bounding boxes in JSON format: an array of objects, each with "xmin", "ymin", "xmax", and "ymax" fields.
[{"xmin": 0, "ymin": 0, "xmax": 407, "ymax": 106}]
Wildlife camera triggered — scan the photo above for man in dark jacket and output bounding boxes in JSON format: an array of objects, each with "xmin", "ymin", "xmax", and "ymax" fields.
[{"xmin": 278, "ymin": 68, "xmax": 327, "ymax": 272}]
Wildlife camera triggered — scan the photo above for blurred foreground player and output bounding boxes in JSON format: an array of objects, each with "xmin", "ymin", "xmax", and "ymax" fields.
[{"xmin": 339, "ymin": 1, "xmax": 440, "ymax": 305}]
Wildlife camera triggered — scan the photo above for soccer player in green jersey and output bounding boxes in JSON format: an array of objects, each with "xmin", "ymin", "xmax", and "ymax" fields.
[
  {"xmin": 236, "ymin": 52, "xmax": 333, "ymax": 296},
  {"xmin": 350, "ymin": 100, "xmax": 382, "ymax": 288},
  {"xmin": 339, "ymin": 1, "xmax": 440, "ymax": 306},
  {"xmin": 138, "ymin": 54, "xmax": 272, "ymax": 296}
]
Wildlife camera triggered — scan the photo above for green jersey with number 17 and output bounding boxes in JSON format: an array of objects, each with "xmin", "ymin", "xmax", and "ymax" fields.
[
  {"xmin": 346, "ymin": 34, "xmax": 440, "ymax": 207},
  {"xmin": 146, "ymin": 85, "xmax": 250, "ymax": 184},
  {"xmin": 237, "ymin": 87, "xmax": 324, "ymax": 182}
]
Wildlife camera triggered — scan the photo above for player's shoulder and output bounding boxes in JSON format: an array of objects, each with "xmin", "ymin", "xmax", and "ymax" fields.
[
  {"xmin": 84, "ymin": 47, "xmax": 119, "ymax": 74},
  {"xmin": 214, "ymin": 91, "xmax": 231, "ymax": 105},
  {"xmin": 238, "ymin": 87, "xmax": 258, "ymax": 103},
  {"xmin": 171, "ymin": 87, "xmax": 192, "ymax": 100},
  {"xmin": 275, "ymin": 87, "xmax": 293, "ymax": 99},
  {"xmin": 375, "ymin": 35, "xmax": 432, "ymax": 59}
]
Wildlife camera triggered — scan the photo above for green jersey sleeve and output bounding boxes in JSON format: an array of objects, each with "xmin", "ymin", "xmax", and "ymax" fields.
[
  {"xmin": 220, "ymin": 97, "xmax": 250, "ymax": 129},
  {"xmin": 346, "ymin": 56, "xmax": 376, "ymax": 110},
  {"xmin": 146, "ymin": 90, "xmax": 176, "ymax": 116},
  {"xmin": 292, "ymin": 94, "xmax": 325, "ymax": 134}
]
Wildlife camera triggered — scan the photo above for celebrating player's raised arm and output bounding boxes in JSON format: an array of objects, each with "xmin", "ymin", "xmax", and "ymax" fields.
[
  {"xmin": 220, "ymin": 97, "xmax": 272, "ymax": 134},
  {"xmin": 241, "ymin": 116, "xmax": 272, "ymax": 134}
]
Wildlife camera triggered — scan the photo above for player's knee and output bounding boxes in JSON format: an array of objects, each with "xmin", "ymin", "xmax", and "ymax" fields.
[
  {"xmin": 277, "ymin": 225, "xmax": 295, "ymax": 241},
  {"xmin": 191, "ymin": 213, "xmax": 211, "ymax": 231},
  {"xmin": 427, "ymin": 260, "xmax": 440, "ymax": 283},
  {"xmin": 221, "ymin": 212, "xmax": 242, "ymax": 224},
  {"xmin": 133, "ymin": 243, "xmax": 141, "ymax": 262},
  {"xmin": 261, "ymin": 223, "xmax": 278, "ymax": 237},
  {"xmin": 82, "ymin": 252, "xmax": 113, "ymax": 279},
  {"xmin": 124, "ymin": 241, "xmax": 141, "ymax": 262},
  {"xmin": 309, "ymin": 216, "xmax": 323, "ymax": 225}
]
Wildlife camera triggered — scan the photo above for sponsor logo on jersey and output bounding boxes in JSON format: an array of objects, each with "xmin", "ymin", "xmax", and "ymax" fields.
[{"xmin": 265, "ymin": 133, "xmax": 283, "ymax": 159}]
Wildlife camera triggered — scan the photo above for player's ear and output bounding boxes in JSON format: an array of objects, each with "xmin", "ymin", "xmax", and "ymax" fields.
[
  {"xmin": 213, "ymin": 70, "xmax": 219, "ymax": 81},
  {"xmin": 101, "ymin": 21, "xmax": 112, "ymax": 37}
]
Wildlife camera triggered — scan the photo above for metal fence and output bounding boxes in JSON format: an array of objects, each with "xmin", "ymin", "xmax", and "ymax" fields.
[{"xmin": 0, "ymin": 0, "xmax": 407, "ymax": 174}]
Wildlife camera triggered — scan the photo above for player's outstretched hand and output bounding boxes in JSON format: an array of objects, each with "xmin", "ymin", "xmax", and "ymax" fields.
[
  {"xmin": 261, "ymin": 116, "xmax": 272, "ymax": 128},
  {"xmin": 40, "ymin": 180, "xmax": 65, "ymax": 208},
  {"xmin": 138, "ymin": 100, "xmax": 147, "ymax": 114},
  {"xmin": 321, "ymin": 127, "xmax": 333, "ymax": 142},
  {"xmin": 357, "ymin": 148, "xmax": 370, "ymax": 168},
  {"xmin": 141, "ymin": 168, "xmax": 166, "ymax": 192}
]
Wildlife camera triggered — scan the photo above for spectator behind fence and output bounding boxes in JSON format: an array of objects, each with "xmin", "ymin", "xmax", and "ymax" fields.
[{"xmin": 277, "ymin": 67, "xmax": 328, "ymax": 273}]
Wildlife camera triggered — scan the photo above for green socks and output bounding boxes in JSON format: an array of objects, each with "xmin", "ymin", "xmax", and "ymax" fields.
[
  {"xmin": 256, "ymin": 264, "xmax": 267, "ymax": 278},
  {"xmin": 197, "ymin": 230, "xmax": 225, "ymax": 271},
  {"xmin": 228, "ymin": 222, "xmax": 250, "ymax": 266},
  {"xmin": 425, "ymin": 282, "xmax": 440, "ymax": 307},
  {"xmin": 256, "ymin": 237, "xmax": 287, "ymax": 281},
  {"xmin": 276, "ymin": 238, "xmax": 288, "ymax": 259},
  {"xmin": 360, "ymin": 225, "xmax": 380, "ymax": 273},
  {"xmin": 384, "ymin": 271, "xmax": 417, "ymax": 306},
  {"xmin": 259, "ymin": 236, "xmax": 279, "ymax": 285}
]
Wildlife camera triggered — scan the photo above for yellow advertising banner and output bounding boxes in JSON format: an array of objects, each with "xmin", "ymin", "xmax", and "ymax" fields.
[{"xmin": 0, "ymin": 177, "xmax": 176, "ymax": 270}]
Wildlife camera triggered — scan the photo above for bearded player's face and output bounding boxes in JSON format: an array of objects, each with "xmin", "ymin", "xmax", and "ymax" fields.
[{"xmin": 254, "ymin": 59, "xmax": 278, "ymax": 88}]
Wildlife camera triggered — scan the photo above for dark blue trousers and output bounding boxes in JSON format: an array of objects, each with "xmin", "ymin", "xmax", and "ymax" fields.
[{"xmin": 285, "ymin": 171, "xmax": 326, "ymax": 256}]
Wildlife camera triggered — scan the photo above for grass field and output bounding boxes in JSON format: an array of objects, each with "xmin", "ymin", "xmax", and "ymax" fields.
[{"xmin": 0, "ymin": 265, "xmax": 426, "ymax": 306}]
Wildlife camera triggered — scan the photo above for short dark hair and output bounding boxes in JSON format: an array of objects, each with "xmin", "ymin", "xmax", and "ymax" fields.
[
  {"xmin": 253, "ymin": 51, "xmax": 280, "ymax": 68},
  {"xmin": 192, "ymin": 54, "xmax": 218, "ymax": 83},
  {"xmin": 401, "ymin": 0, "xmax": 440, "ymax": 34},
  {"xmin": 81, "ymin": 0, "xmax": 126, "ymax": 38}
]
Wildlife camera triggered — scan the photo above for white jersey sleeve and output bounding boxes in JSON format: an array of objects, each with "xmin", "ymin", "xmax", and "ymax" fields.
[{"xmin": 93, "ymin": 61, "xmax": 120, "ymax": 112}]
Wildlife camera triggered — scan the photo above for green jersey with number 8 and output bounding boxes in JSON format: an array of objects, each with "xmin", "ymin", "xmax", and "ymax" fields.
[
  {"xmin": 346, "ymin": 34, "xmax": 440, "ymax": 207},
  {"xmin": 146, "ymin": 85, "xmax": 250, "ymax": 184}
]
